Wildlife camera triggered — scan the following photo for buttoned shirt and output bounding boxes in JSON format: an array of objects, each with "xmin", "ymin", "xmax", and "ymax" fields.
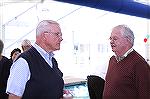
[{"xmin": 6, "ymin": 44, "xmax": 54, "ymax": 96}]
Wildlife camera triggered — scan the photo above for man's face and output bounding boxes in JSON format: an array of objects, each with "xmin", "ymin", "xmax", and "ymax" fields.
[
  {"xmin": 109, "ymin": 27, "xmax": 128, "ymax": 56},
  {"xmin": 44, "ymin": 24, "xmax": 63, "ymax": 51}
]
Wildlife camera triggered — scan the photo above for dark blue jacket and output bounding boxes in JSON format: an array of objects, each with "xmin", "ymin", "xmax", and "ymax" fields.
[
  {"xmin": 19, "ymin": 47, "xmax": 64, "ymax": 99},
  {"xmin": 0, "ymin": 56, "xmax": 12, "ymax": 99}
]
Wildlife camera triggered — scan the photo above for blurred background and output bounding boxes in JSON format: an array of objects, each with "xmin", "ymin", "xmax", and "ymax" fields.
[{"xmin": 0, "ymin": 0, "xmax": 150, "ymax": 79}]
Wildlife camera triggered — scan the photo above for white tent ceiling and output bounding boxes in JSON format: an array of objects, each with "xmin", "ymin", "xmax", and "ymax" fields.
[
  {"xmin": 0, "ymin": 0, "xmax": 150, "ymax": 77},
  {"xmin": 1, "ymin": 0, "xmax": 149, "ymax": 54}
]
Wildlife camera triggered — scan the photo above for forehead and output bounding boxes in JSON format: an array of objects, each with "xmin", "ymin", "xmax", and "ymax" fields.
[
  {"xmin": 13, "ymin": 51, "xmax": 20, "ymax": 55},
  {"xmin": 110, "ymin": 27, "xmax": 123, "ymax": 37},
  {"xmin": 46, "ymin": 23, "xmax": 61, "ymax": 32}
]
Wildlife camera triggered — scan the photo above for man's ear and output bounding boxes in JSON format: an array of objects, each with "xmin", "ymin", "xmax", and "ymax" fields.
[
  {"xmin": 42, "ymin": 32, "xmax": 47, "ymax": 40},
  {"xmin": 21, "ymin": 46, "xmax": 25, "ymax": 51}
]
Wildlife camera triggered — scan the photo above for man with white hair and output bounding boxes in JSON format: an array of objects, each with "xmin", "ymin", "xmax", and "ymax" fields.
[
  {"xmin": 6, "ymin": 20, "xmax": 64, "ymax": 99},
  {"xmin": 103, "ymin": 25, "xmax": 150, "ymax": 99}
]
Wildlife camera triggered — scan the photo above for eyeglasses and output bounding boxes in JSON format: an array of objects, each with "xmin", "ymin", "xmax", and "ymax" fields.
[
  {"xmin": 109, "ymin": 36, "xmax": 119, "ymax": 41},
  {"xmin": 44, "ymin": 31, "xmax": 62, "ymax": 37},
  {"xmin": 109, "ymin": 36, "xmax": 130, "ymax": 42}
]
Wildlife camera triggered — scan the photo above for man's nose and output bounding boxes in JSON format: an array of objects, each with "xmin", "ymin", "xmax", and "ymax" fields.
[
  {"xmin": 59, "ymin": 36, "xmax": 63, "ymax": 41},
  {"xmin": 110, "ymin": 39, "xmax": 114, "ymax": 44}
]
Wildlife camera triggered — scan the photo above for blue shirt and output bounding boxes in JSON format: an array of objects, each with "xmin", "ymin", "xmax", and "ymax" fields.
[{"xmin": 6, "ymin": 43, "xmax": 54, "ymax": 96}]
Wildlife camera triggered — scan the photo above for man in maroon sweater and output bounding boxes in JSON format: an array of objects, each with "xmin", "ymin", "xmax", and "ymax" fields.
[{"xmin": 103, "ymin": 25, "xmax": 150, "ymax": 99}]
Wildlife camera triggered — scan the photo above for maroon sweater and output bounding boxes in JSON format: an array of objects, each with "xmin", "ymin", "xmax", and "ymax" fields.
[{"xmin": 103, "ymin": 50, "xmax": 150, "ymax": 99}]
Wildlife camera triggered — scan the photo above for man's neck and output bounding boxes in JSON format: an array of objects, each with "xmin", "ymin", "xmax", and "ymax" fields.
[
  {"xmin": 115, "ymin": 48, "xmax": 133, "ymax": 62},
  {"xmin": 115, "ymin": 46, "xmax": 133, "ymax": 57}
]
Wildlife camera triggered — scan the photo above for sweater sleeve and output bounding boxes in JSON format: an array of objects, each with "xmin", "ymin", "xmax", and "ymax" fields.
[{"xmin": 135, "ymin": 60, "xmax": 150, "ymax": 99}]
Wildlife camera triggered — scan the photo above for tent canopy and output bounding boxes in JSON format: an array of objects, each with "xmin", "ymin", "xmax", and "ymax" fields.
[{"xmin": 55, "ymin": 0, "xmax": 150, "ymax": 19}]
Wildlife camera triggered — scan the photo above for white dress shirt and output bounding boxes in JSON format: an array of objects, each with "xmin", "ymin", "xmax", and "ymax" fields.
[
  {"xmin": 6, "ymin": 44, "xmax": 54, "ymax": 96},
  {"xmin": 115, "ymin": 48, "xmax": 133, "ymax": 62}
]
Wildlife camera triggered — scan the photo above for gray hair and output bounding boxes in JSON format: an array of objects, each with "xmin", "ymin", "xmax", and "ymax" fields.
[
  {"xmin": 116, "ymin": 24, "xmax": 135, "ymax": 46},
  {"xmin": 21, "ymin": 39, "xmax": 31, "ymax": 46},
  {"xmin": 36, "ymin": 20, "xmax": 59, "ymax": 36}
]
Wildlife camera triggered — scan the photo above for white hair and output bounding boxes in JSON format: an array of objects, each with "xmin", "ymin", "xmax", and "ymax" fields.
[
  {"xmin": 21, "ymin": 39, "xmax": 31, "ymax": 46},
  {"xmin": 36, "ymin": 20, "xmax": 59, "ymax": 36},
  {"xmin": 116, "ymin": 24, "xmax": 135, "ymax": 46}
]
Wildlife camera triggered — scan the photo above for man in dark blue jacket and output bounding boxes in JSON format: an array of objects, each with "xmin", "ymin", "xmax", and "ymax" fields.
[{"xmin": 6, "ymin": 20, "xmax": 64, "ymax": 99}]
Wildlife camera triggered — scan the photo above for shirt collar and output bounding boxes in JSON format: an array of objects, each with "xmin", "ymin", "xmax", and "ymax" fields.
[
  {"xmin": 115, "ymin": 47, "xmax": 133, "ymax": 62},
  {"xmin": 33, "ymin": 43, "xmax": 54, "ymax": 59},
  {"xmin": 48, "ymin": 52, "xmax": 54, "ymax": 59},
  {"xmin": 123, "ymin": 47, "xmax": 133, "ymax": 57}
]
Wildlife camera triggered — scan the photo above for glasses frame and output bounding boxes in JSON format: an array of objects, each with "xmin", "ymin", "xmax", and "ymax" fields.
[{"xmin": 44, "ymin": 31, "xmax": 62, "ymax": 37}]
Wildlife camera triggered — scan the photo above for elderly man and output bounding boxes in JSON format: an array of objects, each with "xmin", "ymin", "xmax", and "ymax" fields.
[
  {"xmin": 6, "ymin": 20, "xmax": 64, "ymax": 99},
  {"xmin": 103, "ymin": 25, "xmax": 150, "ymax": 99}
]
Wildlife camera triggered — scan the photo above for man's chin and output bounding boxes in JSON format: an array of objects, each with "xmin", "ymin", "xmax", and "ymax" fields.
[{"xmin": 55, "ymin": 47, "xmax": 60, "ymax": 50}]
